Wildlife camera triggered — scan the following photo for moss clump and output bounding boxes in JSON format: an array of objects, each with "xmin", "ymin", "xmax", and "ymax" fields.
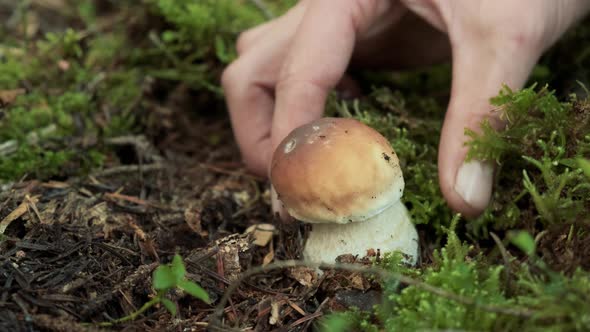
[
  {"xmin": 321, "ymin": 35, "xmax": 590, "ymax": 330},
  {"xmin": 0, "ymin": 1, "xmax": 156, "ymax": 182},
  {"xmin": 0, "ymin": 55, "xmax": 29, "ymax": 89},
  {"xmin": 0, "ymin": 0, "xmax": 300, "ymax": 182},
  {"xmin": 0, "ymin": 90, "xmax": 106, "ymax": 180},
  {"xmin": 320, "ymin": 219, "xmax": 590, "ymax": 332},
  {"xmin": 141, "ymin": 0, "xmax": 295, "ymax": 92},
  {"xmin": 466, "ymin": 84, "xmax": 590, "ymax": 234},
  {"xmin": 377, "ymin": 222, "xmax": 512, "ymax": 331},
  {"xmin": 0, "ymin": 146, "xmax": 72, "ymax": 181},
  {"xmin": 138, "ymin": 0, "xmax": 263, "ymax": 93}
]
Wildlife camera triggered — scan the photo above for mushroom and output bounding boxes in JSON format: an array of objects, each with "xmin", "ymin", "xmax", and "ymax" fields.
[{"xmin": 270, "ymin": 117, "xmax": 419, "ymax": 265}]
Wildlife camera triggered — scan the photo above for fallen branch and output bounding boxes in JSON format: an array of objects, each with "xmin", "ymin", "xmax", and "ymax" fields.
[
  {"xmin": 208, "ymin": 260, "xmax": 540, "ymax": 331},
  {"xmin": 105, "ymin": 135, "xmax": 163, "ymax": 163},
  {"xmin": 91, "ymin": 163, "xmax": 167, "ymax": 177}
]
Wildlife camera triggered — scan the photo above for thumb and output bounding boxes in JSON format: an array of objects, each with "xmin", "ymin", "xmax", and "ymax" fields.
[{"xmin": 438, "ymin": 41, "xmax": 541, "ymax": 218}]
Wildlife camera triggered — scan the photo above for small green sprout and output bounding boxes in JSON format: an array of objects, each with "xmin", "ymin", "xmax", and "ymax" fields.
[
  {"xmin": 94, "ymin": 254, "xmax": 210, "ymax": 327},
  {"xmin": 508, "ymin": 230, "xmax": 536, "ymax": 257},
  {"xmin": 578, "ymin": 158, "xmax": 590, "ymax": 179},
  {"xmin": 318, "ymin": 312, "xmax": 355, "ymax": 332},
  {"xmin": 153, "ymin": 253, "xmax": 211, "ymax": 315}
]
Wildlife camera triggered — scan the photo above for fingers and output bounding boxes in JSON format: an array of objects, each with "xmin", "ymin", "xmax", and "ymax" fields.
[
  {"xmin": 270, "ymin": 0, "xmax": 394, "ymax": 151},
  {"xmin": 437, "ymin": 40, "xmax": 542, "ymax": 218},
  {"xmin": 236, "ymin": 3, "xmax": 309, "ymax": 55},
  {"xmin": 222, "ymin": 4, "xmax": 306, "ymax": 176},
  {"xmin": 422, "ymin": 0, "xmax": 590, "ymax": 218},
  {"xmin": 221, "ymin": 37, "xmax": 286, "ymax": 176}
]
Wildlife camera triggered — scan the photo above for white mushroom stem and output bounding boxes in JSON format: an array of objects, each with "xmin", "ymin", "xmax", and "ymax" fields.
[{"xmin": 302, "ymin": 200, "xmax": 419, "ymax": 266}]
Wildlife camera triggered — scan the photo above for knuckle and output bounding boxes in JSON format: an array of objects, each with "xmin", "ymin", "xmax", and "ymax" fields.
[
  {"xmin": 501, "ymin": 27, "xmax": 546, "ymax": 55},
  {"xmin": 277, "ymin": 66, "xmax": 339, "ymax": 94},
  {"xmin": 221, "ymin": 61, "xmax": 240, "ymax": 90},
  {"xmin": 519, "ymin": 23, "xmax": 547, "ymax": 49},
  {"xmin": 235, "ymin": 29, "xmax": 256, "ymax": 54},
  {"xmin": 349, "ymin": 0, "xmax": 380, "ymax": 32},
  {"xmin": 490, "ymin": 9, "xmax": 548, "ymax": 51}
]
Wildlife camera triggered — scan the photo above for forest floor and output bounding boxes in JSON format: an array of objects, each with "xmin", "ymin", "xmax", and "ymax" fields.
[
  {"xmin": 1, "ymin": 104, "xmax": 353, "ymax": 331},
  {"xmin": 0, "ymin": 2, "xmax": 393, "ymax": 331},
  {"xmin": 1, "ymin": 1, "xmax": 590, "ymax": 332}
]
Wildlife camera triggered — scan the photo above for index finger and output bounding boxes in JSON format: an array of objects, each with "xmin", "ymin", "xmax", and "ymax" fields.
[{"xmin": 270, "ymin": 0, "xmax": 395, "ymax": 152}]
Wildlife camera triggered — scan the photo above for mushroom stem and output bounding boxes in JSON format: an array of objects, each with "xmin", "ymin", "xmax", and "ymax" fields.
[{"xmin": 302, "ymin": 201, "xmax": 419, "ymax": 266}]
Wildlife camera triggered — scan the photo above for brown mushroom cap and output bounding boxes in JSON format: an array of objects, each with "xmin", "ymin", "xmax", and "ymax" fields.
[{"xmin": 270, "ymin": 117, "xmax": 404, "ymax": 224}]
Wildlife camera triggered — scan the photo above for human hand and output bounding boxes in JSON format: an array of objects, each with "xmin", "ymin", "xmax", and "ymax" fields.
[{"xmin": 221, "ymin": 0, "xmax": 590, "ymax": 219}]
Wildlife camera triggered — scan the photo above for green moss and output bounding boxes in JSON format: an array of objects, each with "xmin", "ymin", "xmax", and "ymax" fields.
[
  {"xmin": 37, "ymin": 28, "xmax": 84, "ymax": 60},
  {"xmin": 0, "ymin": 8, "xmax": 149, "ymax": 182},
  {"xmin": 152, "ymin": 0, "xmax": 265, "ymax": 49},
  {"xmin": 0, "ymin": 145, "xmax": 72, "ymax": 180},
  {"xmin": 320, "ymin": 217, "xmax": 590, "ymax": 332},
  {"xmin": 513, "ymin": 268, "xmax": 590, "ymax": 331},
  {"xmin": 0, "ymin": 55, "xmax": 29, "ymax": 89},
  {"xmin": 464, "ymin": 84, "xmax": 590, "ymax": 233},
  {"xmin": 138, "ymin": 0, "xmax": 294, "ymax": 92},
  {"xmin": 380, "ymin": 242, "xmax": 511, "ymax": 331},
  {"xmin": 322, "ymin": 74, "xmax": 590, "ymax": 331},
  {"xmin": 0, "ymin": 90, "xmax": 105, "ymax": 181},
  {"xmin": 318, "ymin": 309, "xmax": 378, "ymax": 332},
  {"xmin": 85, "ymin": 33, "xmax": 126, "ymax": 67}
]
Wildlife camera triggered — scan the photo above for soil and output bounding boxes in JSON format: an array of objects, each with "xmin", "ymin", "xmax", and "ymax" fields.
[
  {"xmin": 0, "ymin": 82, "xmax": 392, "ymax": 331},
  {"xmin": 2, "ymin": 1, "xmax": 589, "ymax": 331}
]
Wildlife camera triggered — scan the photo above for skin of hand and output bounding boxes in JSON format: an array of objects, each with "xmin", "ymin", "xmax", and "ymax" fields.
[{"xmin": 221, "ymin": 0, "xmax": 590, "ymax": 220}]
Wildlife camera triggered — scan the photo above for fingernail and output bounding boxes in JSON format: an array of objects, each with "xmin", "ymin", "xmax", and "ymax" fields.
[
  {"xmin": 454, "ymin": 160, "xmax": 494, "ymax": 211},
  {"xmin": 271, "ymin": 185, "xmax": 292, "ymax": 222}
]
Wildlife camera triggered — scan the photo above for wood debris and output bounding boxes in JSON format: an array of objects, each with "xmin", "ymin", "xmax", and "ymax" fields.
[
  {"xmin": 244, "ymin": 223, "xmax": 276, "ymax": 247},
  {"xmin": 0, "ymin": 195, "xmax": 39, "ymax": 234}
]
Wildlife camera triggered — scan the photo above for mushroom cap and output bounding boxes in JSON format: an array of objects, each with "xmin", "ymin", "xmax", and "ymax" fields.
[{"xmin": 270, "ymin": 117, "xmax": 404, "ymax": 224}]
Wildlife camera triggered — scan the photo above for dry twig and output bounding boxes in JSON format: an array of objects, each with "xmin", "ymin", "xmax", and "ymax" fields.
[{"xmin": 208, "ymin": 260, "xmax": 540, "ymax": 331}]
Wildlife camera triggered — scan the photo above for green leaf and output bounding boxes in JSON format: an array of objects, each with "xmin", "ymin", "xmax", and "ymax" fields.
[
  {"xmin": 509, "ymin": 230, "xmax": 536, "ymax": 256},
  {"xmin": 319, "ymin": 313, "xmax": 353, "ymax": 332},
  {"xmin": 153, "ymin": 266, "xmax": 176, "ymax": 290},
  {"xmin": 170, "ymin": 254, "xmax": 186, "ymax": 282},
  {"xmin": 177, "ymin": 279, "xmax": 210, "ymax": 303},
  {"xmin": 578, "ymin": 158, "xmax": 590, "ymax": 179},
  {"xmin": 161, "ymin": 298, "xmax": 177, "ymax": 316}
]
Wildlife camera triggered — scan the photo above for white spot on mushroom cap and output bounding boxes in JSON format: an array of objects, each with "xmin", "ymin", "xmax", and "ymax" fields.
[{"xmin": 284, "ymin": 139, "xmax": 297, "ymax": 154}]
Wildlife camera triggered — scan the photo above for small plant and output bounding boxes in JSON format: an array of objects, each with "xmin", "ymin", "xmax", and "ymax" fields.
[
  {"xmin": 579, "ymin": 158, "xmax": 590, "ymax": 178},
  {"xmin": 464, "ymin": 83, "xmax": 590, "ymax": 234},
  {"xmin": 508, "ymin": 230, "xmax": 537, "ymax": 257},
  {"xmin": 318, "ymin": 314, "xmax": 352, "ymax": 332},
  {"xmin": 95, "ymin": 254, "xmax": 210, "ymax": 326}
]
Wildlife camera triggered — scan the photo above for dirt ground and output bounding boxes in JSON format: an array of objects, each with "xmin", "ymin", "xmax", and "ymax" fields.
[
  {"xmin": 0, "ymin": 81, "xmax": 398, "ymax": 331},
  {"xmin": 2, "ymin": 1, "xmax": 590, "ymax": 331}
]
